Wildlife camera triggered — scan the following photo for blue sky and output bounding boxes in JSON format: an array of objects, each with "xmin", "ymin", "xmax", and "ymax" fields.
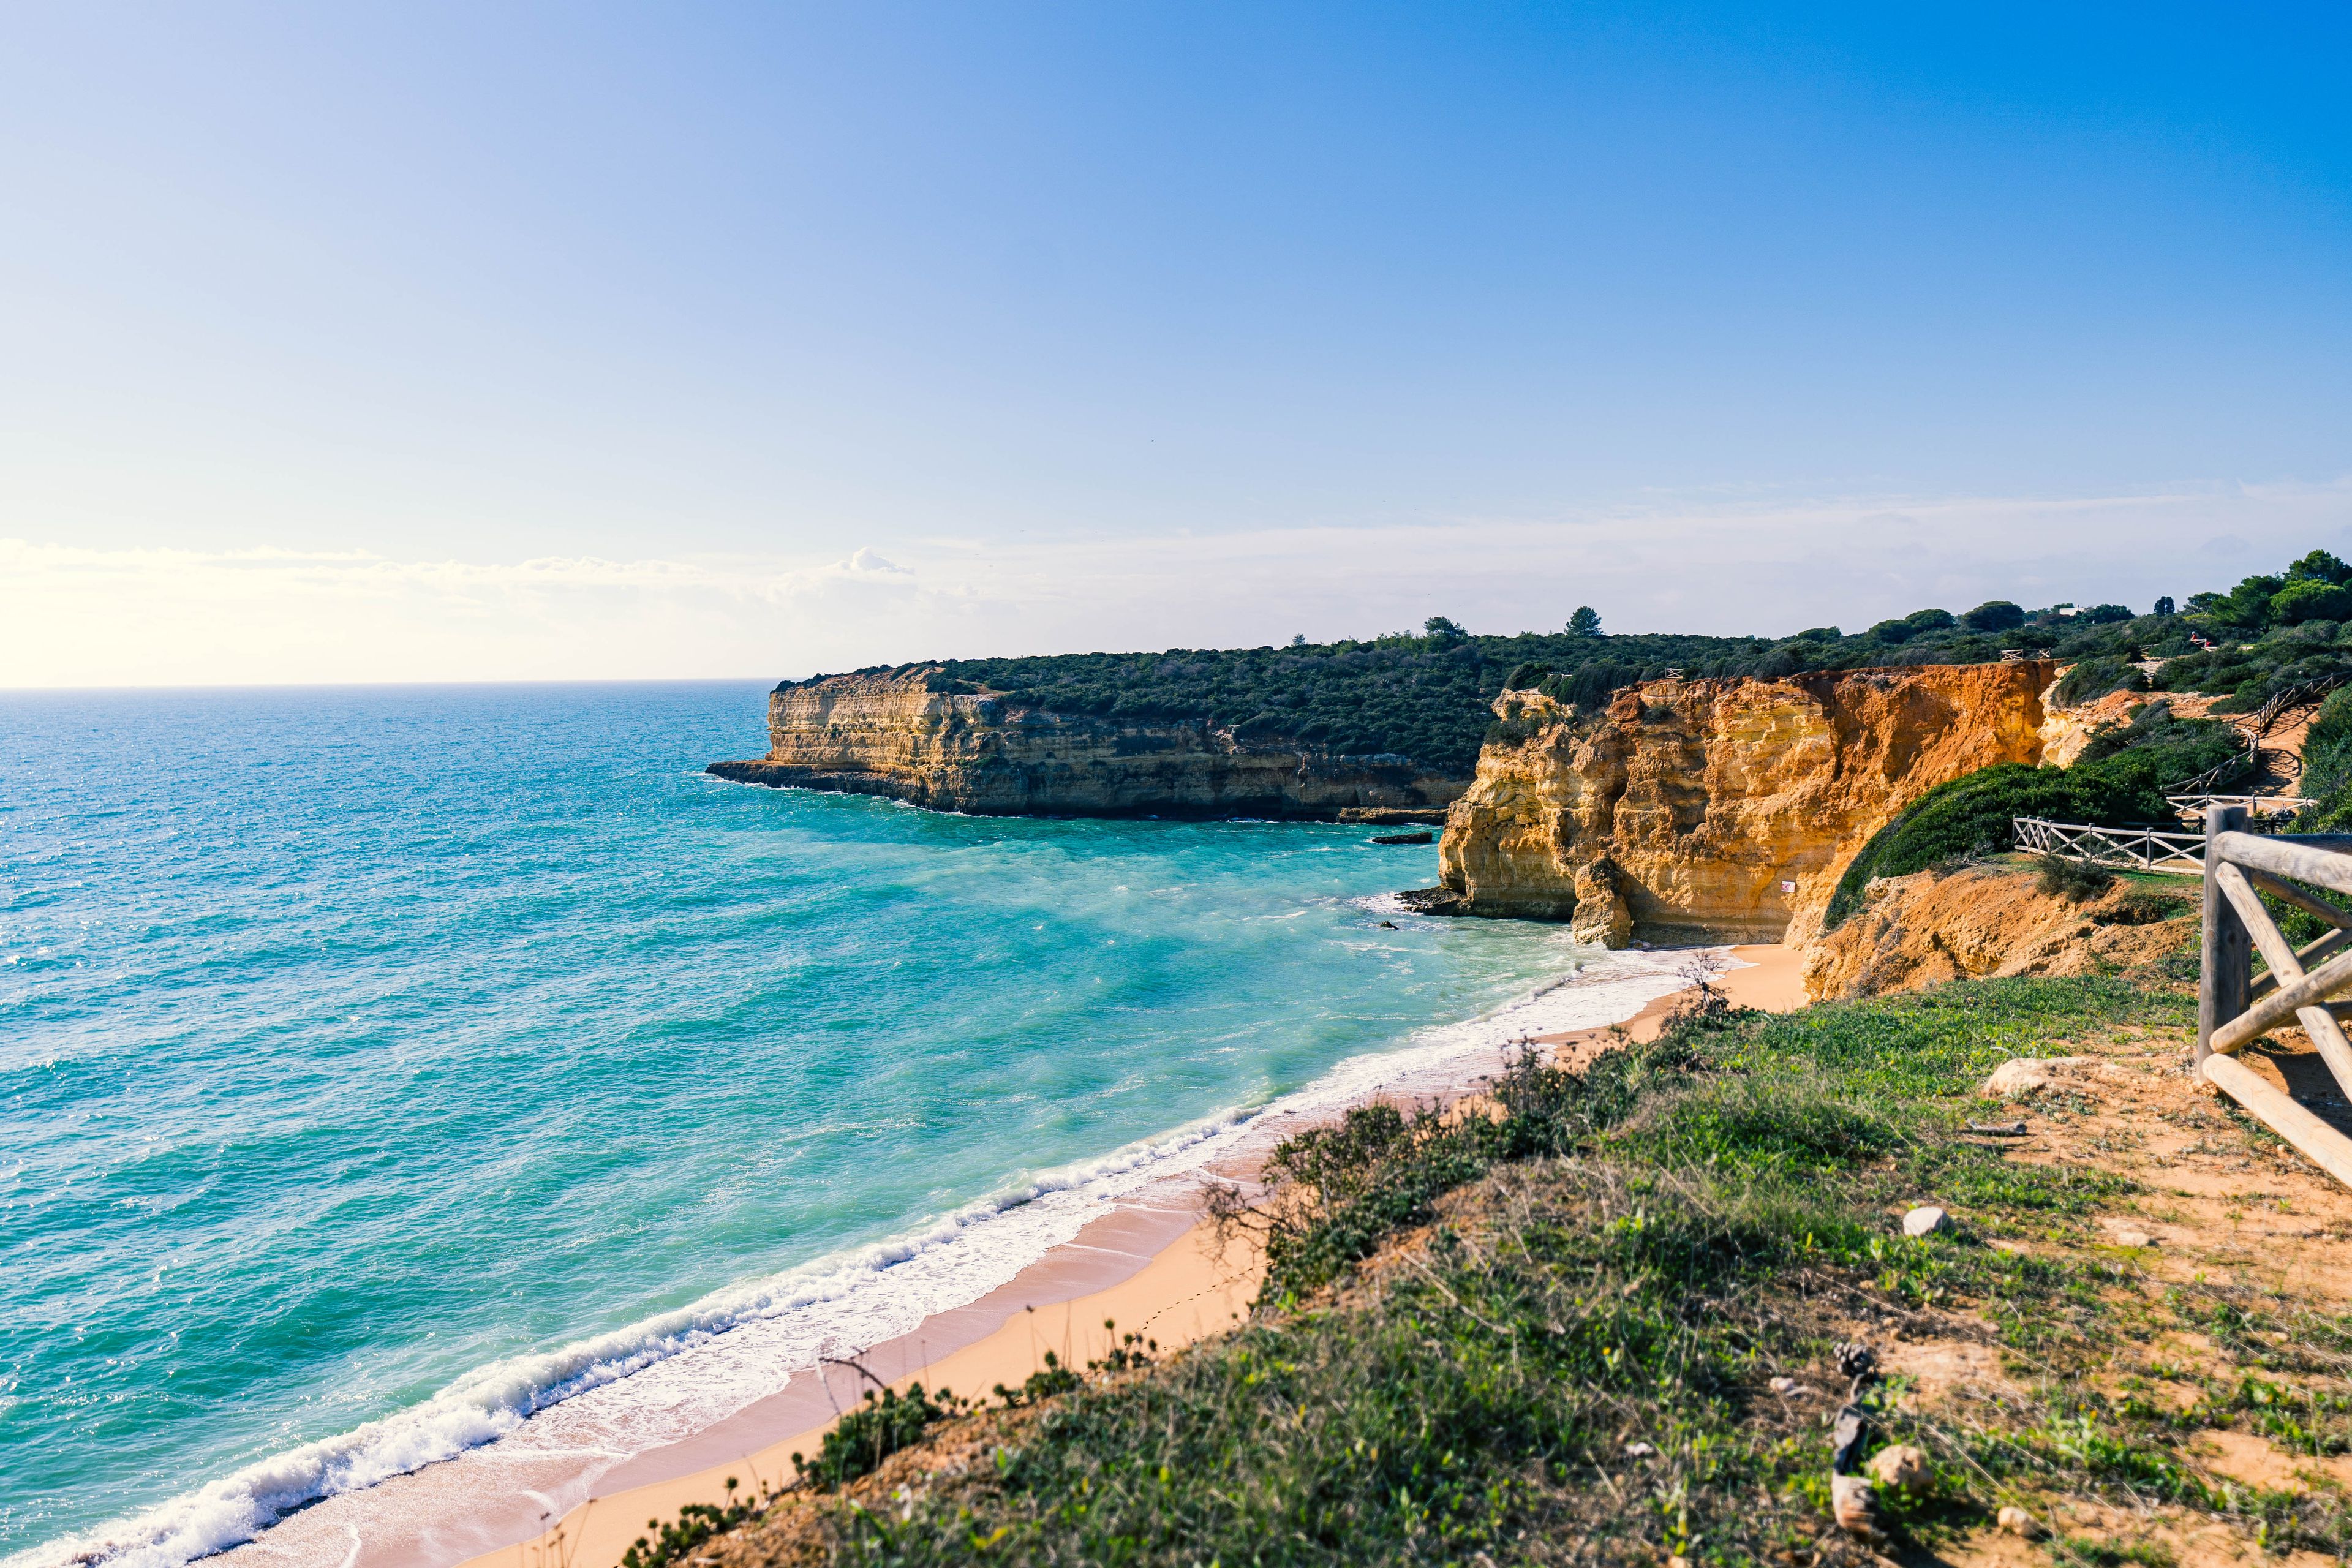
[{"xmin": 2, "ymin": 3, "xmax": 2347, "ymax": 682}]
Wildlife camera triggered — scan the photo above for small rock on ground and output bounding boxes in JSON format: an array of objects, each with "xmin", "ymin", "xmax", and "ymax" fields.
[
  {"xmin": 1983, "ymin": 1056, "xmax": 2102, "ymax": 1098},
  {"xmin": 1831, "ymin": 1474, "xmax": 1890, "ymax": 1544},
  {"xmin": 1997, "ymin": 1506, "xmax": 2041, "ymax": 1537},
  {"xmin": 1866, "ymin": 1444, "xmax": 1928, "ymax": 1490},
  {"xmin": 1902, "ymin": 1205, "xmax": 1951, "ymax": 1237}
]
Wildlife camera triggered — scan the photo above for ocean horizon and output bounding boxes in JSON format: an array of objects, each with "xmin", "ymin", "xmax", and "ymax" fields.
[{"xmin": 0, "ymin": 682, "xmax": 1688, "ymax": 1568}]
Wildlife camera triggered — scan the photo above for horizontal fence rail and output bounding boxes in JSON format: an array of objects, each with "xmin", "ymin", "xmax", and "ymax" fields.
[
  {"xmin": 2168, "ymin": 793, "xmax": 2312, "ymax": 818},
  {"xmin": 2167, "ymin": 745, "xmax": 2261, "ymax": 801},
  {"xmin": 2200, "ymin": 806, "xmax": 2352, "ymax": 1190},
  {"xmin": 2012, "ymin": 816, "xmax": 2205, "ymax": 875}
]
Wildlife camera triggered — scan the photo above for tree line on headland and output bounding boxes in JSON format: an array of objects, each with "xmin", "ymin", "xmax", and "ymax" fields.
[{"xmin": 793, "ymin": 548, "xmax": 2352, "ymax": 782}]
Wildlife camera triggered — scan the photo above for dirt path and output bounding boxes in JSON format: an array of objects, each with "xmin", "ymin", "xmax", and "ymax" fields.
[{"xmin": 1857, "ymin": 1023, "xmax": 2352, "ymax": 1568}]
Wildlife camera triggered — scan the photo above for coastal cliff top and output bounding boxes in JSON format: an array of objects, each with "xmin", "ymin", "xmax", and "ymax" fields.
[
  {"xmin": 774, "ymin": 625, "xmax": 2076, "ymax": 780},
  {"xmin": 771, "ymin": 550, "xmax": 2352, "ymax": 780}
]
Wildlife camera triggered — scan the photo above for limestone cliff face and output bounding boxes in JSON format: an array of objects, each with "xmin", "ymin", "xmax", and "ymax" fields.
[
  {"xmin": 709, "ymin": 671, "xmax": 1466, "ymax": 819},
  {"xmin": 1433, "ymin": 662, "xmax": 2054, "ymax": 944}
]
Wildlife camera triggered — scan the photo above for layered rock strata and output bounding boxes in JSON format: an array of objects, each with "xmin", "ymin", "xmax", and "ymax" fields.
[
  {"xmin": 1430, "ymin": 662, "xmax": 2055, "ymax": 944},
  {"xmin": 709, "ymin": 671, "xmax": 1466, "ymax": 819}
]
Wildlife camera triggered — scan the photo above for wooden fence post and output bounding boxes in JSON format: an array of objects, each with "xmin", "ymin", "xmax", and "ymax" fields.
[{"xmin": 2201, "ymin": 803, "xmax": 2252, "ymax": 1064}]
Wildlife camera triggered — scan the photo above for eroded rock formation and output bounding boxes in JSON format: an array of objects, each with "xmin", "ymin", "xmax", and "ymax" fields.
[
  {"xmin": 709, "ymin": 671, "xmax": 1466, "ymax": 820},
  {"xmin": 1803, "ymin": 862, "xmax": 2192, "ymax": 1001},
  {"xmin": 1433, "ymin": 662, "xmax": 2055, "ymax": 944}
]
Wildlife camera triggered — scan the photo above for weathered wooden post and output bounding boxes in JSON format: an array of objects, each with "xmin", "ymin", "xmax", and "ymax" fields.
[{"xmin": 2199, "ymin": 802, "xmax": 2251, "ymax": 1065}]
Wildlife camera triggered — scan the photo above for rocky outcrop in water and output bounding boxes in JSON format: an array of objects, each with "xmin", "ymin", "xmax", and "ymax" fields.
[
  {"xmin": 709, "ymin": 671, "xmax": 1467, "ymax": 819},
  {"xmin": 1431, "ymin": 662, "xmax": 2056, "ymax": 944}
]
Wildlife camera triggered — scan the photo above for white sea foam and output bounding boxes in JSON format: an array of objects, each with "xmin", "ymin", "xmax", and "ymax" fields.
[{"xmin": 18, "ymin": 948, "xmax": 1698, "ymax": 1568}]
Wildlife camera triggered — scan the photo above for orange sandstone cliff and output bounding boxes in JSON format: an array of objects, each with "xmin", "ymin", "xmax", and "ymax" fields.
[
  {"xmin": 708, "ymin": 671, "xmax": 1466, "ymax": 820},
  {"xmin": 1426, "ymin": 662, "xmax": 2055, "ymax": 945}
]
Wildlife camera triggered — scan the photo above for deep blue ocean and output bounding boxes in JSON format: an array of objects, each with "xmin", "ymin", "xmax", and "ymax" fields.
[{"xmin": 0, "ymin": 683, "xmax": 1684, "ymax": 1568}]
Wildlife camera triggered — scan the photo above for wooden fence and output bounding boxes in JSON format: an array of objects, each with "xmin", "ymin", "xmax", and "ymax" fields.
[
  {"xmin": 2011, "ymin": 816, "xmax": 2205, "ymax": 875},
  {"xmin": 2247, "ymin": 671, "xmax": 2351, "ymax": 740},
  {"xmin": 2197, "ymin": 804, "xmax": 2352, "ymax": 1188},
  {"xmin": 2167, "ymin": 792, "xmax": 2312, "ymax": 818}
]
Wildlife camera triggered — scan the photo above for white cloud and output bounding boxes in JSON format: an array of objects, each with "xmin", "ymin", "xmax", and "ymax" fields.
[{"xmin": 4, "ymin": 478, "xmax": 2347, "ymax": 686}]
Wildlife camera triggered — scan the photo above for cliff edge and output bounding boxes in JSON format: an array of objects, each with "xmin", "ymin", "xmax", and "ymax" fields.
[
  {"xmin": 1426, "ymin": 661, "xmax": 2054, "ymax": 944},
  {"xmin": 709, "ymin": 671, "xmax": 1466, "ymax": 820}
]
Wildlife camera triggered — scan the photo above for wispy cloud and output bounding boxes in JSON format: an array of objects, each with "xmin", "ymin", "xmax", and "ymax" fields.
[{"xmin": 5, "ymin": 480, "xmax": 2346, "ymax": 686}]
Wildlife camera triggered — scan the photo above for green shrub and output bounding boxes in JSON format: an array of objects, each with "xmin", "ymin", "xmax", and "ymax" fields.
[
  {"xmin": 1962, "ymin": 600, "xmax": 2027, "ymax": 631},
  {"xmin": 1501, "ymin": 660, "xmax": 1551, "ymax": 690},
  {"xmin": 619, "ymin": 1485, "xmax": 759, "ymax": 1568},
  {"xmin": 2037, "ymin": 854, "xmax": 2117, "ymax": 900},
  {"xmin": 2054, "ymin": 657, "xmax": 2149, "ymax": 706},
  {"xmin": 1823, "ymin": 764, "xmax": 2167, "ymax": 929},
  {"xmin": 2071, "ymin": 702, "xmax": 2248, "ymax": 793},
  {"xmin": 2291, "ymin": 688, "xmax": 2352, "ymax": 832},
  {"xmin": 794, "ymin": 1383, "xmax": 958, "ymax": 1491},
  {"xmin": 2274, "ymin": 579, "xmax": 2352, "ymax": 625}
]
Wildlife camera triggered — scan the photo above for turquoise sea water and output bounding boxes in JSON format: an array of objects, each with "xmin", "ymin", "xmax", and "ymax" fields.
[{"xmin": 0, "ymin": 683, "xmax": 1674, "ymax": 1567}]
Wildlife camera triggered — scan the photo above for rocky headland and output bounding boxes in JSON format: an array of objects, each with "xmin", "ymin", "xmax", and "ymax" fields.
[
  {"xmin": 707, "ymin": 670, "xmax": 1466, "ymax": 820},
  {"xmin": 1416, "ymin": 662, "xmax": 2057, "ymax": 945}
]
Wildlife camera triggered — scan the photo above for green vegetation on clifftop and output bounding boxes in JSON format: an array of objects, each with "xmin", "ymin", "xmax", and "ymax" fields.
[
  {"xmin": 1823, "ymin": 701, "xmax": 2249, "ymax": 928},
  {"xmin": 799, "ymin": 548, "xmax": 2352, "ymax": 780}
]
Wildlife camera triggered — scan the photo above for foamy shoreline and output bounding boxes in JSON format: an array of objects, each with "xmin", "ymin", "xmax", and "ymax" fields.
[{"xmin": 36, "ymin": 946, "xmax": 1774, "ymax": 1568}]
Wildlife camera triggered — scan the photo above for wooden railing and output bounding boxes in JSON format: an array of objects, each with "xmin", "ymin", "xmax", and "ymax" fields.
[
  {"xmin": 2198, "ymin": 804, "xmax": 2352, "ymax": 1188},
  {"xmin": 2168, "ymin": 792, "xmax": 2312, "ymax": 818},
  {"xmin": 2247, "ymin": 672, "xmax": 2351, "ymax": 740},
  {"xmin": 2012, "ymin": 816, "xmax": 2204, "ymax": 875}
]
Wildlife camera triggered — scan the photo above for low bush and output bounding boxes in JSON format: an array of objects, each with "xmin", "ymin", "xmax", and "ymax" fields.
[
  {"xmin": 620, "ymin": 1483, "xmax": 760, "ymax": 1568},
  {"xmin": 2036, "ymin": 854, "xmax": 2117, "ymax": 900},
  {"xmin": 2070, "ymin": 701, "xmax": 2247, "ymax": 793},
  {"xmin": 794, "ymin": 1384, "xmax": 960, "ymax": 1491},
  {"xmin": 2293, "ymin": 687, "xmax": 2352, "ymax": 832},
  {"xmin": 2053, "ymin": 657, "xmax": 2147, "ymax": 706},
  {"xmin": 1822, "ymin": 765, "xmax": 2166, "ymax": 929}
]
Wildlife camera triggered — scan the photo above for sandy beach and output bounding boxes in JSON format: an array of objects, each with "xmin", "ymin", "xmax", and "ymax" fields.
[
  {"xmin": 1539, "ymin": 940, "xmax": 1807, "ymax": 1056},
  {"xmin": 453, "ymin": 943, "xmax": 1806, "ymax": 1568}
]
